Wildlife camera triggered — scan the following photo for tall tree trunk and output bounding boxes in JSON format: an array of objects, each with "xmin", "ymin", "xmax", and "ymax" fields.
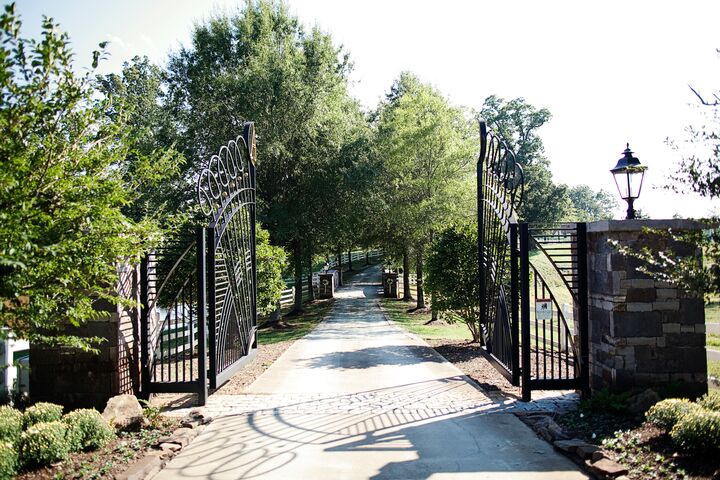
[
  {"xmin": 416, "ymin": 250, "xmax": 425, "ymax": 309},
  {"xmin": 431, "ymin": 300, "xmax": 438, "ymax": 322},
  {"xmin": 291, "ymin": 241, "xmax": 304, "ymax": 314},
  {"xmin": 402, "ymin": 249, "xmax": 411, "ymax": 301},
  {"xmin": 347, "ymin": 249, "xmax": 353, "ymax": 272},
  {"xmin": 306, "ymin": 250, "xmax": 314, "ymax": 301},
  {"xmin": 336, "ymin": 249, "xmax": 343, "ymax": 286},
  {"xmin": 365, "ymin": 250, "xmax": 370, "ymax": 265}
]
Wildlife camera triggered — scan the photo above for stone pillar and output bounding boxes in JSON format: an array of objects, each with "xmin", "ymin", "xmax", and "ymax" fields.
[
  {"xmin": 383, "ymin": 272, "xmax": 399, "ymax": 298},
  {"xmin": 29, "ymin": 264, "xmax": 141, "ymax": 410},
  {"xmin": 318, "ymin": 273, "xmax": 335, "ymax": 299},
  {"xmin": 587, "ymin": 220, "xmax": 707, "ymax": 398}
]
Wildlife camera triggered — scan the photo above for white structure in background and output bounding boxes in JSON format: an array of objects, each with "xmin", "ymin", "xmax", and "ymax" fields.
[{"xmin": 0, "ymin": 329, "xmax": 29, "ymax": 395}]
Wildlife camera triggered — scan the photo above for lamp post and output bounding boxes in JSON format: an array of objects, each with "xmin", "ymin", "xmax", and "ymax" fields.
[{"xmin": 610, "ymin": 144, "xmax": 647, "ymax": 220}]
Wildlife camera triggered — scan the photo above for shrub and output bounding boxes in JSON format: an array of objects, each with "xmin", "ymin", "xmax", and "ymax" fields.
[
  {"xmin": 580, "ymin": 389, "xmax": 631, "ymax": 415},
  {"xmin": 63, "ymin": 409, "xmax": 114, "ymax": 451},
  {"xmin": 0, "ymin": 442, "xmax": 17, "ymax": 479},
  {"xmin": 698, "ymin": 391, "xmax": 720, "ymax": 412},
  {"xmin": 18, "ymin": 421, "xmax": 70, "ymax": 467},
  {"xmin": 646, "ymin": 398, "xmax": 703, "ymax": 430},
  {"xmin": 0, "ymin": 406, "xmax": 23, "ymax": 445},
  {"xmin": 671, "ymin": 409, "xmax": 720, "ymax": 451},
  {"xmin": 23, "ymin": 402, "xmax": 63, "ymax": 428}
]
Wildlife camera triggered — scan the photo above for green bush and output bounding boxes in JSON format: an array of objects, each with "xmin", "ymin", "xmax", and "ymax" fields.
[
  {"xmin": 0, "ymin": 442, "xmax": 17, "ymax": 479},
  {"xmin": 63, "ymin": 409, "xmax": 114, "ymax": 451},
  {"xmin": 0, "ymin": 406, "xmax": 23, "ymax": 445},
  {"xmin": 23, "ymin": 402, "xmax": 63, "ymax": 428},
  {"xmin": 698, "ymin": 391, "xmax": 720, "ymax": 412},
  {"xmin": 646, "ymin": 398, "xmax": 703, "ymax": 430},
  {"xmin": 580, "ymin": 389, "xmax": 631, "ymax": 415},
  {"xmin": 671, "ymin": 409, "xmax": 720, "ymax": 451},
  {"xmin": 18, "ymin": 421, "xmax": 70, "ymax": 467}
]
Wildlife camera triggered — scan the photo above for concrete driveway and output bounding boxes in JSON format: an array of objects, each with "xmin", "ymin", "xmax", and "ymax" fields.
[{"xmin": 155, "ymin": 265, "xmax": 588, "ymax": 480}]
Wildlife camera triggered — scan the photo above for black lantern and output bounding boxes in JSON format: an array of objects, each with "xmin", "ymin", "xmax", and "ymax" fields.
[{"xmin": 610, "ymin": 144, "xmax": 647, "ymax": 220}]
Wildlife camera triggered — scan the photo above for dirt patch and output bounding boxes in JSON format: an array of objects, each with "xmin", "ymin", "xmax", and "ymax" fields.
[{"xmin": 214, "ymin": 340, "xmax": 293, "ymax": 394}]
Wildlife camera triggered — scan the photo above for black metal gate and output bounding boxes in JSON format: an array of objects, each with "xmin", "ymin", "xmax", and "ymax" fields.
[
  {"xmin": 140, "ymin": 122, "xmax": 258, "ymax": 405},
  {"xmin": 477, "ymin": 121, "xmax": 589, "ymax": 401}
]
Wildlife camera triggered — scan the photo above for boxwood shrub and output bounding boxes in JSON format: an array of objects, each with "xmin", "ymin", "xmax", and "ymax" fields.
[
  {"xmin": 645, "ymin": 398, "xmax": 703, "ymax": 430},
  {"xmin": 0, "ymin": 405, "xmax": 23, "ymax": 445},
  {"xmin": 698, "ymin": 391, "xmax": 720, "ymax": 412},
  {"xmin": 0, "ymin": 441, "xmax": 17, "ymax": 479},
  {"xmin": 23, "ymin": 402, "xmax": 63, "ymax": 428},
  {"xmin": 63, "ymin": 409, "xmax": 114, "ymax": 451},
  {"xmin": 19, "ymin": 421, "xmax": 70, "ymax": 467},
  {"xmin": 671, "ymin": 409, "xmax": 720, "ymax": 452}
]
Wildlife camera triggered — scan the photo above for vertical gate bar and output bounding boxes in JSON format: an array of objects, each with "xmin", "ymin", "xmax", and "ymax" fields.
[
  {"xmin": 577, "ymin": 222, "xmax": 590, "ymax": 397},
  {"xmin": 510, "ymin": 223, "xmax": 520, "ymax": 386},
  {"xmin": 207, "ymin": 226, "xmax": 217, "ymax": 390},
  {"xmin": 197, "ymin": 227, "xmax": 208, "ymax": 405},
  {"xmin": 520, "ymin": 223, "xmax": 531, "ymax": 402},
  {"xmin": 478, "ymin": 122, "xmax": 487, "ymax": 340},
  {"xmin": 246, "ymin": 122, "xmax": 258, "ymax": 346},
  {"xmin": 140, "ymin": 255, "xmax": 150, "ymax": 399}
]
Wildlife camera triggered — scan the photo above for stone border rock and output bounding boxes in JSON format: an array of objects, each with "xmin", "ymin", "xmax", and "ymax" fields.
[
  {"xmin": 115, "ymin": 409, "xmax": 213, "ymax": 480},
  {"xmin": 514, "ymin": 411, "xmax": 630, "ymax": 480}
]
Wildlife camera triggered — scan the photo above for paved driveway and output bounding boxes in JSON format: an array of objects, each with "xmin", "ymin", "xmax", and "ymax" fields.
[{"xmin": 155, "ymin": 266, "xmax": 588, "ymax": 480}]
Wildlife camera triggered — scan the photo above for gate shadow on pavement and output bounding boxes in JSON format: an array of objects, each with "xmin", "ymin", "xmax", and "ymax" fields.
[
  {"xmin": 304, "ymin": 345, "xmax": 446, "ymax": 369},
  {"xmin": 156, "ymin": 378, "xmax": 586, "ymax": 480}
]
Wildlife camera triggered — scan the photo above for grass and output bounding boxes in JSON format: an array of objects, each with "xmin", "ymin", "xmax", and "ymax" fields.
[
  {"xmin": 707, "ymin": 299, "xmax": 720, "ymax": 323},
  {"xmin": 258, "ymin": 299, "xmax": 335, "ymax": 344},
  {"xmin": 379, "ymin": 296, "xmax": 473, "ymax": 341}
]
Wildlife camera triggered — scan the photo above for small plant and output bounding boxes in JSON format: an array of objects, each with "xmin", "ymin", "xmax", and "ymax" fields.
[
  {"xmin": 139, "ymin": 399, "xmax": 162, "ymax": 429},
  {"xmin": 698, "ymin": 391, "xmax": 720, "ymax": 412},
  {"xmin": 580, "ymin": 389, "xmax": 631, "ymax": 415},
  {"xmin": 646, "ymin": 398, "xmax": 703, "ymax": 430},
  {"xmin": 0, "ymin": 441, "xmax": 17, "ymax": 479},
  {"xmin": 19, "ymin": 421, "xmax": 70, "ymax": 467},
  {"xmin": 63, "ymin": 409, "xmax": 115, "ymax": 451},
  {"xmin": 24, "ymin": 402, "xmax": 63, "ymax": 428},
  {"xmin": 0, "ymin": 405, "xmax": 23, "ymax": 446},
  {"xmin": 671, "ymin": 408, "xmax": 720, "ymax": 451}
]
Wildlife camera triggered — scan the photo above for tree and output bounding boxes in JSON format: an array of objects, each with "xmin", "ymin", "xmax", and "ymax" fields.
[
  {"xmin": 256, "ymin": 226, "xmax": 288, "ymax": 316},
  {"xmin": 480, "ymin": 96, "xmax": 572, "ymax": 223},
  {"xmin": 425, "ymin": 223, "xmax": 482, "ymax": 342},
  {"xmin": 567, "ymin": 185, "xmax": 618, "ymax": 221},
  {"xmin": 0, "ymin": 5, "xmax": 162, "ymax": 349},
  {"xmin": 375, "ymin": 72, "xmax": 476, "ymax": 310},
  {"xmin": 167, "ymin": 0, "xmax": 368, "ymax": 315}
]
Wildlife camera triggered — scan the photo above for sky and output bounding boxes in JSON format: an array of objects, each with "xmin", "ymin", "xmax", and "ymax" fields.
[{"xmin": 16, "ymin": 0, "xmax": 720, "ymax": 219}]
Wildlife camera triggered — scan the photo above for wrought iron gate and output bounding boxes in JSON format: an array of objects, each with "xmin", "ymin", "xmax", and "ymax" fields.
[
  {"xmin": 477, "ymin": 121, "xmax": 589, "ymax": 401},
  {"xmin": 140, "ymin": 122, "xmax": 258, "ymax": 405}
]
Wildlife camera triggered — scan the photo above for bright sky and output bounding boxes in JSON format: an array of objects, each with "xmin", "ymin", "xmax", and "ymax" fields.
[{"xmin": 16, "ymin": 0, "xmax": 720, "ymax": 219}]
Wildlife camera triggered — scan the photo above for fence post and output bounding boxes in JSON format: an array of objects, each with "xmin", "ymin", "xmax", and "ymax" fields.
[
  {"xmin": 520, "ymin": 223, "xmax": 531, "ymax": 402},
  {"xmin": 139, "ymin": 256, "xmax": 150, "ymax": 399},
  {"xmin": 207, "ymin": 227, "xmax": 217, "ymax": 390},
  {"xmin": 577, "ymin": 222, "xmax": 590, "ymax": 398},
  {"xmin": 196, "ymin": 227, "xmax": 208, "ymax": 405},
  {"xmin": 510, "ymin": 223, "xmax": 520, "ymax": 387}
]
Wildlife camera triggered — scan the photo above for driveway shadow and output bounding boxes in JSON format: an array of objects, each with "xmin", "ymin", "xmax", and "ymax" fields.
[{"xmin": 304, "ymin": 345, "xmax": 446, "ymax": 369}]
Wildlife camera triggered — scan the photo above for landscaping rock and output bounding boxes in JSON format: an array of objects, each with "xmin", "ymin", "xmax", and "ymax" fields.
[
  {"xmin": 101, "ymin": 394, "xmax": 143, "ymax": 428},
  {"xmin": 627, "ymin": 388, "xmax": 660, "ymax": 414},
  {"xmin": 591, "ymin": 450, "xmax": 605, "ymax": 462},
  {"xmin": 160, "ymin": 442, "xmax": 182, "ymax": 452},
  {"xmin": 575, "ymin": 443, "xmax": 600, "ymax": 460},
  {"xmin": 535, "ymin": 417, "xmax": 570, "ymax": 442},
  {"xmin": 553, "ymin": 438, "xmax": 587, "ymax": 453},
  {"xmin": 116, "ymin": 454, "xmax": 164, "ymax": 480},
  {"xmin": 588, "ymin": 457, "xmax": 629, "ymax": 478}
]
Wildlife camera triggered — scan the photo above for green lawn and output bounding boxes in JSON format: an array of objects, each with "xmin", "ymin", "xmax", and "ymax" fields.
[
  {"xmin": 707, "ymin": 300, "xmax": 720, "ymax": 323},
  {"xmin": 379, "ymin": 298, "xmax": 473, "ymax": 341},
  {"xmin": 258, "ymin": 298, "xmax": 335, "ymax": 344}
]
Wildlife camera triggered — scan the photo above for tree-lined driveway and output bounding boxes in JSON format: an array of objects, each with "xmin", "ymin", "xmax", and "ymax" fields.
[{"xmin": 155, "ymin": 266, "xmax": 588, "ymax": 479}]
